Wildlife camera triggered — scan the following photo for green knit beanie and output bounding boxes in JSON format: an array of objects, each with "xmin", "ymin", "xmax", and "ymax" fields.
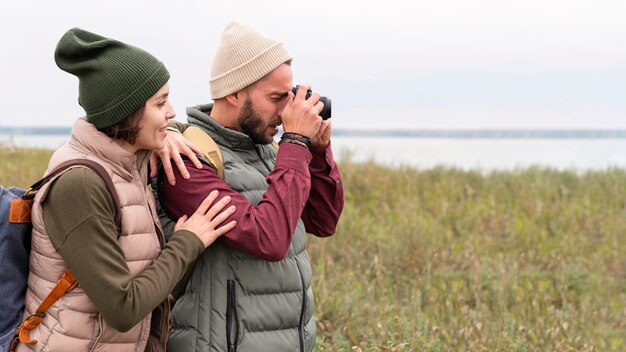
[{"xmin": 55, "ymin": 28, "xmax": 170, "ymax": 129}]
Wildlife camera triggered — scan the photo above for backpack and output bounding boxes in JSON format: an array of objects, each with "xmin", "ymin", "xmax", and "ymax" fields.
[
  {"xmin": 0, "ymin": 159, "xmax": 120, "ymax": 352},
  {"xmin": 181, "ymin": 125, "xmax": 225, "ymax": 179}
]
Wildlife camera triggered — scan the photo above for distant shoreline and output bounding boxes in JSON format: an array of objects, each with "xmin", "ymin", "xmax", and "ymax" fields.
[{"xmin": 3, "ymin": 126, "xmax": 626, "ymax": 139}]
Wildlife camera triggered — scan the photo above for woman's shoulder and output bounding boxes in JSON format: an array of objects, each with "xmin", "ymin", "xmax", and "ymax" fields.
[
  {"xmin": 47, "ymin": 167, "xmax": 113, "ymax": 214},
  {"xmin": 52, "ymin": 166, "xmax": 107, "ymax": 193}
]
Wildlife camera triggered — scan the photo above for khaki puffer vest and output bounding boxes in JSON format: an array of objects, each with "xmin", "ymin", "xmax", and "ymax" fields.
[
  {"xmin": 164, "ymin": 106, "xmax": 316, "ymax": 352},
  {"xmin": 17, "ymin": 118, "xmax": 163, "ymax": 352}
]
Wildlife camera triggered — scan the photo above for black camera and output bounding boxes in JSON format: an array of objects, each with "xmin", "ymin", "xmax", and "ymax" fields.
[{"xmin": 291, "ymin": 86, "xmax": 332, "ymax": 120}]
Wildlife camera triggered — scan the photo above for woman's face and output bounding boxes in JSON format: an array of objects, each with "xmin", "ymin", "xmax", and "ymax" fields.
[{"xmin": 130, "ymin": 83, "xmax": 176, "ymax": 152}]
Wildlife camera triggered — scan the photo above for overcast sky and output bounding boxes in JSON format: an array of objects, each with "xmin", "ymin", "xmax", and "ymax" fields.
[{"xmin": 1, "ymin": 0, "xmax": 625, "ymax": 130}]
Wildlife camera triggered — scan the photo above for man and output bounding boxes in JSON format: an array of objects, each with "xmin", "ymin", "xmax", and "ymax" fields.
[{"xmin": 157, "ymin": 21, "xmax": 344, "ymax": 351}]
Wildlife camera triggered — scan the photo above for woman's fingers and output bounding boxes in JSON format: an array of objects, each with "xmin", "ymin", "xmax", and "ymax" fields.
[
  {"xmin": 175, "ymin": 191, "xmax": 238, "ymax": 247},
  {"xmin": 193, "ymin": 190, "xmax": 220, "ymax": 217},
  {"xmin": 149, "ymin": 151, "xmax": 159, "ymax": 178},
  {"xmin": 176, "ymin": 214, "xmax": 188, "ymax": 224},
  {"xmin": 214, "ymin": 220, "xmax": 237, "ymax": 236},
  {"xmin": 209, "ymin": 205, "xmax": 236, "ymax": 226},
  {"xmin": 204, "ymin": 195, "xmax": 232, "ymax": 220},
  {"xmin": 173, "ymin": 214, "xmax": 188, "ymax": 232},
  {"xmin": 180, "ymin": 138, "xmax": 204, "ymax": 169}
]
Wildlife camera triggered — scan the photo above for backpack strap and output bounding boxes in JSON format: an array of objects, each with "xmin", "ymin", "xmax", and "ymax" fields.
[
  {"xmin": 10, "ymin": 159, "xmax": 121, "ymax": 351},
  {"xmin": 180, "ymin": 125, "xmax": 279, "ymax": 180},
  {"xmin": 182, "ymin": 126, "xmax": 224, "ymax": 180},
  {"xmin": 11, "ymin": 270, "xmax": 77, "ymax": 348},
  {"xmin": 10, "ymin": 159, "xmax": 121, "ymax": 228}
]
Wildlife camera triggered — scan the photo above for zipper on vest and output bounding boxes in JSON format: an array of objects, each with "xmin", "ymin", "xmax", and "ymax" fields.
[
  {"xmin": 298, "ymin": 270, "xmax": 307, "ymax": 352},
  {"xmin": 226, "ymin": 280, "xmax": 239, "ymax": 352}
]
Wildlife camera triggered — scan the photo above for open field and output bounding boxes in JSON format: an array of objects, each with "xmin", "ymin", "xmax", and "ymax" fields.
[{"xmin": 2, "ymin": 146, "xmax": 625, "ymax": 351}]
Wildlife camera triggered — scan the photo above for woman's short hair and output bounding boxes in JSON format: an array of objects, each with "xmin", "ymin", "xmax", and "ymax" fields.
[{"xmin": 98, "ymin": 105, "xmax": 145, "ymax": 144}]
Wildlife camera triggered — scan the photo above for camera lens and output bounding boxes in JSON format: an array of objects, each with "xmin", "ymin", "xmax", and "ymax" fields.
[{"xmin": 291, "ymin": 86, "xmax": 332, "ymax": 120}]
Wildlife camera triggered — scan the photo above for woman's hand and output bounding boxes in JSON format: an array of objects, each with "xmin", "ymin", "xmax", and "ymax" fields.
[
  {"xmin": 174, "ymin": 190, "xmax": 237, "ymax": 247},
  {"xmin": 149, "ymin": 129, "xmax": 204, "ymax": 185}
]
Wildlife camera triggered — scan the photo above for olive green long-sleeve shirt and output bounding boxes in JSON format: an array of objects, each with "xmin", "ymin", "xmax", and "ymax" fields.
[{"xmin": 42, "ymin": 167, "xmax": 204, "ymax": 332}]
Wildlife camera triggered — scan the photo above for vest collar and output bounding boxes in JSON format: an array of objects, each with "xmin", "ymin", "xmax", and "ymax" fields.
[
  {"xmin": 67, "ymin": 118, "xmax": 150, "ymax": 181},
  {"xmin": 186, "ymin": 103, "xmax": 258, "ymax": 151}
]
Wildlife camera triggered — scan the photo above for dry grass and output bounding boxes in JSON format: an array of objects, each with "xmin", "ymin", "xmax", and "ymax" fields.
[
  {"xmin": 3, "ymin": 146, "xmax": 625, "ymax": 351},
  {"xmin": 311, "ymin": 157, "xmax": 626, "ymax": 351},
  {"xmin": 0, "ymin": 146, "xmax": 51, "ymax": 188}
]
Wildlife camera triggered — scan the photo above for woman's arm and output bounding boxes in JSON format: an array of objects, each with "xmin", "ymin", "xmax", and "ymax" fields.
[{"xmin": 43, "ymin": 168, "xmax": 221, "ymax": 331}]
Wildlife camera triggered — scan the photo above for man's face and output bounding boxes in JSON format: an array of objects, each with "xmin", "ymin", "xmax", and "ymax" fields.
[{"xmin": 236, "ymin": 63, "xmax": 292, "ymax": 144}]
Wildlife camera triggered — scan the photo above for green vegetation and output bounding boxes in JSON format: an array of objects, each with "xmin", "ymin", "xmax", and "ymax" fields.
[
  {"xmin": 0, "ymin": 146, "xmax": 53, "ymax": 188},
  {"xmin": 311, "ymin": 155, "xmax": 626, "ymax": 351},
  {"xmin": 3, "ymin": 146, "xmax": 625, "ymax": 351}
]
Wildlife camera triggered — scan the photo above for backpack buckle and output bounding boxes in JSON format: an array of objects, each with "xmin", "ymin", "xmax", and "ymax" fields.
[{"xmin": 17, "ymin": 312, "xmax": 46, "ymax": 345}]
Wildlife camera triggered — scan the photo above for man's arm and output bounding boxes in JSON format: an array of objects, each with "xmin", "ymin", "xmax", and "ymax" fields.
[
  {"xmin": 161, "ymin": 143, "xmax": 312, "ymax": 261},
  {"xmin": 301, "ymin": 141, "xmax": 344, "ymax": 236}
]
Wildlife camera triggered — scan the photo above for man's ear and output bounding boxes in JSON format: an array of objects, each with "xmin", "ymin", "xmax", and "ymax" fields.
[{"xmin": 225, "ymin": 90, "xmax": 243, "ymax": 107}]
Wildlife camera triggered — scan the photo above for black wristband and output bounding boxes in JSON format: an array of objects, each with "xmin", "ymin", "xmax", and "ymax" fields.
[
  {"xmin": 278, "ymin": 137, "xmax": 309, "ymax": 149},
  {"xmin": 281, "ymin": 132, "xmax": 312, "ymax": 147}
]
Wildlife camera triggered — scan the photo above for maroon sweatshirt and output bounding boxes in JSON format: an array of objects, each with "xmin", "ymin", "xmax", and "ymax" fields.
[{"xmin": 160, "ymin": 142, "xmax": 344, "ymax": 261}]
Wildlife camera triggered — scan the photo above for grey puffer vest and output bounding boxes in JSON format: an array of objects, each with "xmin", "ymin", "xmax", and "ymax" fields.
[{"xmin": 163, "ymin": 105, "xmax": 315, "ymax": 352}]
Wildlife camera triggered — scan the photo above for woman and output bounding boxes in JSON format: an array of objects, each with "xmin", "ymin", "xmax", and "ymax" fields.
[{"xmin": 14, "ymin": 28, "xmax": 236, "ymax": 352}]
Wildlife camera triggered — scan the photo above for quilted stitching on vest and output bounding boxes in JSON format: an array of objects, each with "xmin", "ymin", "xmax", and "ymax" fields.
[{"xmin": 18, "ymin": 119, "xmax": 161, "ymax": 352}]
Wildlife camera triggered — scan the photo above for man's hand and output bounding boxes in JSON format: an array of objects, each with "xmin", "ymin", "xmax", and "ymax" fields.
[
  {"xmin": 311, "ymin": 120, "xmax": 332, "ymax": 147},
  {"xmin": 281, "ymin": 84, "xmax": 323, "ymax": 139},
  {"xmin": 149, "ymin": 129, "xmax": 204, "ymax": 185}
]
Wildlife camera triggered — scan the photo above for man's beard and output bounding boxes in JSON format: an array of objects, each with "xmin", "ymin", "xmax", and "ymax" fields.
[{"xmin": 237, "ymin": 98, "xmax": 274, "ymax": 144}]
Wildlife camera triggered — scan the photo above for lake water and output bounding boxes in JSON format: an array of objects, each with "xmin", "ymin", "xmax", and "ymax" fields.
[
  {"xmin": 331, "ymin": 136, "xmax": 626, "ymax": 171},
  {"xmin": 3, "ymin": 134, "xmax": 626, "ymax": 172}
]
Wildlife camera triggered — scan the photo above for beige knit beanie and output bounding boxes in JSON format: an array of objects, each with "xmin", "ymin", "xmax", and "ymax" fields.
[{"xmin": 210, "ymin": 21, "xmax": 293, "ymax": 99}]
